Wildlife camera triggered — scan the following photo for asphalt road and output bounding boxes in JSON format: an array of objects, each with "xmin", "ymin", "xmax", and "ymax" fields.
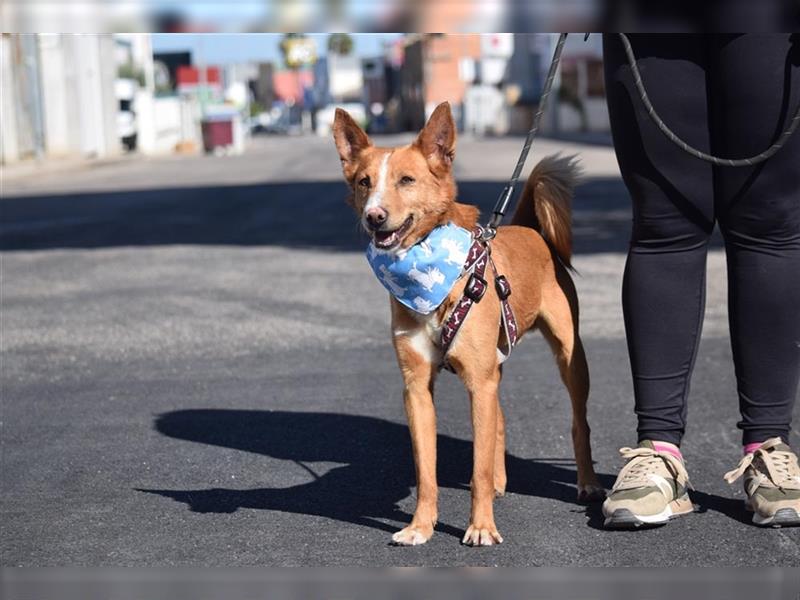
[{"xmin": 2, "ymin": 135, "xmax": 798, "ymax": 566}]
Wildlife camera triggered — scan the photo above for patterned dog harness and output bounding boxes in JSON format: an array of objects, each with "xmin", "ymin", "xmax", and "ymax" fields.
[
  {"xmin": 366, "ymin": 223, "xmax": 519, "ymax": 373},
  {"xmin": 439, "ymin": 225, "xmax": 519, "ymax": 372}
]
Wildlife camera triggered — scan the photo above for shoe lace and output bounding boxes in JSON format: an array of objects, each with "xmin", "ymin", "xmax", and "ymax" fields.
[
  {"xmin": 613, "ymin": 447, "xmax": 688, "ymax": 492},
  {"xmin": 723, "ymin": 437, "xmax": 800, "ymax": 491}
]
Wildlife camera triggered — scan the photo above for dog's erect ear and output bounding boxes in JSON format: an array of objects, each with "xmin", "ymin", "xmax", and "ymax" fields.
[
  {"xmin": 415, "ymin": 102, "xmax": 456, "ymax": 174},
  {"xmin": 333, "ymin": 108, "xmax": 371, "ymax": 182}
]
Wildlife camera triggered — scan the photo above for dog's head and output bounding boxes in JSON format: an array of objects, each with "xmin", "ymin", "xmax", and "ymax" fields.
[{"xmin": 333, "ymin": 102, "xmax": 460, "ymax": 251}]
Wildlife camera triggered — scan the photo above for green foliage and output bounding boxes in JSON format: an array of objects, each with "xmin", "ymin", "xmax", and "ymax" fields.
[
  {"xmin": 117, "ymin": 62, "xmax": 145, "ymax": 87},
  {"xmin": 327, "ymin": 33, "xmax": 354, "ymax": 56},
  {"xmin": 249, "ymin": 101, "xmax": 265, "ymax": 117}
]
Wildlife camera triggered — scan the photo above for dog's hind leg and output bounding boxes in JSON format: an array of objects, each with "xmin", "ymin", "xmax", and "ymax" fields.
[{"xmin": 538, "ymin": 266, "xmax": 606, "ymax": 503}]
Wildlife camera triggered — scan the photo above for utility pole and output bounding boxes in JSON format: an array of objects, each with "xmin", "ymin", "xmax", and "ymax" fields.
[{"xmin": 198, "ymin": 35, "xmax": 207, "ymax": 119}]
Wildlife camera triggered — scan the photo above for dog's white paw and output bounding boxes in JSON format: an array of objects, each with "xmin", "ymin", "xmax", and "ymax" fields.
[
  {"xmin": 461, "ymin": 524, "xmax": 503, "ymax": 546},
  {"xmin": 577, "ymin": 483, "xmax": 606, "ymax": 503},
  {"xmin": 391, "ymin": 526, "xmax": 431, "ymax": 546}
]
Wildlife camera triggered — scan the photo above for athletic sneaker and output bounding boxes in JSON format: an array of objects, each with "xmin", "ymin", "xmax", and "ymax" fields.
[
  {"xmin": 724, "ymin": 437, "xmax": 800, "ymax": 527},
  {"xmin": 602, "ymin": 440, "xmax": 694, "ymax": 528}
]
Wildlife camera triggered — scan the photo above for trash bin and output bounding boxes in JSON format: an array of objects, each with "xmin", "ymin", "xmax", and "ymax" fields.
[{"xmin": 201, "ymin": 117, "xmax": 234, "ymax": 153}]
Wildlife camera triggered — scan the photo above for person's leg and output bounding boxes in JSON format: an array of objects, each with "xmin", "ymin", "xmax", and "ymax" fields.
[
  {"xmin": 709, "ymin": 34, "xmax": 800, "ymax": 447},
  {"xmin": 603, "ymin": 34, "xmax": 716, "ymax": 447},
  {"xmin": 601, "ymin": 34, "xmax": 716, "ymax": 528},
  {"xmin": 710, "ymin": 34, "xmax": 800, "ymax": 527}
]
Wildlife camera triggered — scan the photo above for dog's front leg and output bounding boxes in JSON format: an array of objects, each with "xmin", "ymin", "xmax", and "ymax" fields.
[
  {"xmin": 392, "ymin": 379, "xmax": 437, "ymax": 546},
  {"xmin": 462, "ymin": 366, "xmax": 504, "ymax": 546},
  {"xmin": 391, "ymin": 333, "xmax": 439, "ymax": 546}
]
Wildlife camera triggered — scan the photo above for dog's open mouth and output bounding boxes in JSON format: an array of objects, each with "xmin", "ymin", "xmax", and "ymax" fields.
[{"xmin": 373, "ymin": 215, "xmax": 414, "ymax": 250}]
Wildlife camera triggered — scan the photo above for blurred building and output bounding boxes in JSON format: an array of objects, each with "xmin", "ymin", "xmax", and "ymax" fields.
[
  {"xmin": 397, "ymin": 35, "xmax": 426, "ymax": 131},
  {"xmin": 464, "ymin": 34, "xmax": 516, "ymax": 135},
  {"xmin": 311, "ymin": 57, "xmax": 331, "ymax": 108},
  {"xmin": 152, "ymin": 50, "xmax": 192, "ymax": 93},
  {"xmin": 555, "ymin": 34, "xmax": 609, "ymax": 133},
  {"xmin": 251, "ymin": 63, "xmax": 276, "ymax": 110},
  {"xmin": 1, "ymin": 33, "xmax": 119, "ymax": 164},
  {"xmin": 394, "ymin": 33, "xmax": 609, "ymax": 137},
  {"xmin": 326, "ymin": 52, "xmax": 364, "ymax": 103},
  {"xmin": 397, "ymin": 34, "xmax": 473, "ymax": 132},
  {"xmin": 117, "ymin": 34, "xmax": 202, "ymax": 156},
  {"xmin": 0, "ymin": 33, "xmax": 210, "ymax": 165},
  {"xmin": 272, "ymin": 69, "xmax": 314, "ymax": 105},
  {"xmin": 361, "ymin": 55, "xmax": 391, "ymax": 133}
]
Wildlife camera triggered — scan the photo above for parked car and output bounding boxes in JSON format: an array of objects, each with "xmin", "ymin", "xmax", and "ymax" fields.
[{"xmin": 249, "ymin": 102, "xmax": 305, "ymax": 135}]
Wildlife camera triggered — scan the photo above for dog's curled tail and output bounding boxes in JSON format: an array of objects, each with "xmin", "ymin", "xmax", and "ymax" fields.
[{"xmin": 511, "ymin": 153, "xmax": 581, "ymax": 269}]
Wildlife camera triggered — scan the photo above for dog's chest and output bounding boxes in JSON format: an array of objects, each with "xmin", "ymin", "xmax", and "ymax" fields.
[{"xmin": 393, "ymin": 309, "xmax": 444, "ymax": 364}]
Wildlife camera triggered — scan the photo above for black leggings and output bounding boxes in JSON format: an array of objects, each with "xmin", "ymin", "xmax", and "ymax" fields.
[{"xmin": 603, "ymin": 34, "xmax": 800, "ymax": 446}]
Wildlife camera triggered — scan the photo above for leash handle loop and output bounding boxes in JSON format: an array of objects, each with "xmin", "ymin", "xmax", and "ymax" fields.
[{"xmin": 618, "ymin": 32, "xmax": 800, "ymax": 167}]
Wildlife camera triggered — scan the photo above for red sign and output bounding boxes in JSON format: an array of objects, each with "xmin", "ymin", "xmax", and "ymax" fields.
[{"xmin": 177, "ymin": 66, "xmax": 222, "ymax": 92}]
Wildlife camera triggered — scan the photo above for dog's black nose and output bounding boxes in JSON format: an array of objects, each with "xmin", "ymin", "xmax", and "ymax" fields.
[{"xmin": 365, "ymin": 207, "xmax": 388, "ymax": 230}]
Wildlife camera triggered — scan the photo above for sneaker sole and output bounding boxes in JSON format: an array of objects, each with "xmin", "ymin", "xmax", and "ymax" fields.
[
  {"xmin": 603, "ymin": 494, "xmax": 694, "ymax": 529},
  {"xmin": 752, "ymin": 507, "xmax": 800, "ymax": 528}
]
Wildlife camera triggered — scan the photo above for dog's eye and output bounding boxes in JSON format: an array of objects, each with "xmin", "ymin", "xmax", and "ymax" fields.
[
  {"xmin": 358, "ymin": 176, "xmax": 371, "ymax": 188},
  {"xmin": 399, "ymin": 175, "xmax": 415, "ymax": 185}
]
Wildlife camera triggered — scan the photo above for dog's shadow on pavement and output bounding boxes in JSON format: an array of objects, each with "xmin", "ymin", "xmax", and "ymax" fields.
[{"xmin": 137, "ymin": 409, "xmax": 616, "ymax": 538}]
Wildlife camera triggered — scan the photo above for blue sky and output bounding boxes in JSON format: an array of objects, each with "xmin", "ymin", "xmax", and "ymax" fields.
[{"xmin": 152, "ymin": 34, "xmax": 401, "ymax": 66}]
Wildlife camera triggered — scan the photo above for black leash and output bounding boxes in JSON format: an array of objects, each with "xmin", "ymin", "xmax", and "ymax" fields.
[{"xmin": 482, "ymin": 33, "xmax": 800, "ymax": 238}]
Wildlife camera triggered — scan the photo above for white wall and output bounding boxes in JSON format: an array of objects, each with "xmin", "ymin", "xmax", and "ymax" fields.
[
  {"xmin": 34, "ymin": 34, "xmax": 120, "ymax": 159},
  {"xmin": 1, "ymin": 35, "xmax": 20, "ymax": 164},
  {"xmin": 97, "ymin": 35, "xmax": 121, "ymax": 155},
  {"xmin": 327, "ymin": 53, "xmax": 363, "ymax": 102},
  {"xmin": 136, "ymin": 92, "xmax": 196, "ymax": 155},
  {"xmin": 74, "ymin": 34, "xmax": 106, "ymax": 157},
  {"xmin": 463, "ymin": 85, "xmax": 507, "ymax": 135}
]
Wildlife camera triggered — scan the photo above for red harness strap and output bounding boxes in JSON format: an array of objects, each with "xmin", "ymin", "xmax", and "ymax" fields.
[{"xmin": 440, "ymin": 227, "xmax": 519, "ymax": 372}]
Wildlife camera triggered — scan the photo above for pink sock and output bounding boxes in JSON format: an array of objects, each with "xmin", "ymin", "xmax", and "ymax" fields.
[
  {"xmin": 652, "ymin": 441, "xmax": 683, "ymax": 462},
  {"xmin": 743, "ymin": 442, "xmax": 762, "ymax": 455}
]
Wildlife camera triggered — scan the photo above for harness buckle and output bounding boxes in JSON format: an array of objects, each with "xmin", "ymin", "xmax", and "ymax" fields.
[
  {"xmin": 478, "ymin": 226, "xmax": 497, "ymax": 242},
  {"xmin": 464, "ymin": 273, "xmax": 487, "ymax": 302},
  {"xmin": 495, "ymin": 275, "xmax": 512, "ymax": 300}
]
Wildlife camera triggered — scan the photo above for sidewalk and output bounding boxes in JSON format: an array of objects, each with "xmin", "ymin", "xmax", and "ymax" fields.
[{"xmin": 2, "ymin": 152, "xmax": 138, "ymax": 182}]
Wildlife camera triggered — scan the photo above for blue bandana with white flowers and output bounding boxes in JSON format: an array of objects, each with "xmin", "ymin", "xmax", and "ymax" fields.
[{"xmin": 366, "ymin": 222, "xmax": 473, "ymax": 315}]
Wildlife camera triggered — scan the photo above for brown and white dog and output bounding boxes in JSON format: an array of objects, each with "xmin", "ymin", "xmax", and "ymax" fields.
[{"xmin": 333, "ymin": 102, "xmax": 605, "ymax": 546}]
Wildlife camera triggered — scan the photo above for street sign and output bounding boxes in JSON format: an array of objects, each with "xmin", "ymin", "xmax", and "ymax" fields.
[
  {"xmin": 176, "ymin": 66, "xmax": 222, "ymax": 94},
  {"xmin": 283, "ymin": 37, "xmax": 317, "ymax": 69}
]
